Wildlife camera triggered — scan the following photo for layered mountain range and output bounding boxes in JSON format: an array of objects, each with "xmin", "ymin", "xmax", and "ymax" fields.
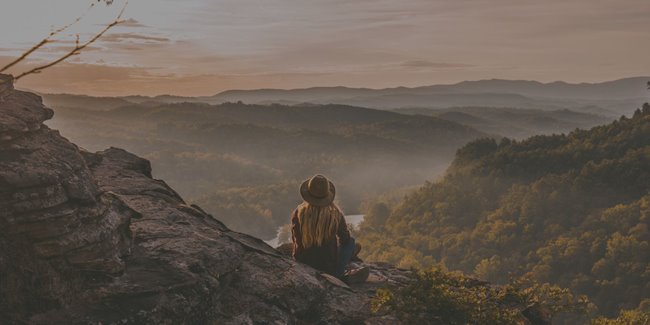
[
  {"xmin": 35, "ymin": 78, "xmax": 634, "ymax": 241},
  {"xmin": 41, "ymin": 77, "xmax": 650, "ymax": 116}
]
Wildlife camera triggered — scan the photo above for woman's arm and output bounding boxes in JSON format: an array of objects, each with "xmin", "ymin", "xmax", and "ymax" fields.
[
  {"xmin": 337, "ymin": 214, "xmax": 351, "ymax": 245},
  {"xmin": 291, "ymin": 209, "xmax": 304, "ymax": 259}
]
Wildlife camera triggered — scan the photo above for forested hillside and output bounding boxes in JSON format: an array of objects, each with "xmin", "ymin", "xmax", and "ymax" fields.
[{"xmin": 358, "ymin": 104, "xmax": 650, "ymax": 317}]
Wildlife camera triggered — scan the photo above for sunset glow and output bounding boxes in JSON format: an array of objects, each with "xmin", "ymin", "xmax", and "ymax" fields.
[{"xmin": 1, "ymin": 0, "xmax": 649, "ymax": 96}]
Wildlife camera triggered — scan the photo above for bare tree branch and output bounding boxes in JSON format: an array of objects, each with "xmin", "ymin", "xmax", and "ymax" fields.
[
  {"xmin": 14, "ymin": 0, "xmax": 128, "ymax": 81},
  {"xmin": 0, "ymin": 3, "xmax": 97, "ymax": 74}
]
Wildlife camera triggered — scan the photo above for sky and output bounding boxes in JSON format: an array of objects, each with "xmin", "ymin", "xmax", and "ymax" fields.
[{"xmin": 0, "ymin": 0, "xmax": 649, "ymax": 96}]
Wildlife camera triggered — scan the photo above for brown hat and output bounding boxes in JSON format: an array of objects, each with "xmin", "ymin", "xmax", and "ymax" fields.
[{"xmin": 300, "ymin": 174, "xmax": 336, "ymax": 207}]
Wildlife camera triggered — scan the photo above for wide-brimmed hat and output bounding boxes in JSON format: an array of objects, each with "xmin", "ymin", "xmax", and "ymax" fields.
[{"xmin": 300, "ymin": 174, "xmax": 336, "ymax": 207}]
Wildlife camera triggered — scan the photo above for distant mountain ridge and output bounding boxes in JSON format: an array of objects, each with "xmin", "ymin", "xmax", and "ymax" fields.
[
  {"xmin": 40, "ymin": 76, "xmax": 650, "ymax": 116},
  {"xmin": 211, "ymin": 76, "xmax": 649, "ymax": 101},
  {"xmin": 395, "ymin": 106, "xmax": 611, "ymax": 139}
]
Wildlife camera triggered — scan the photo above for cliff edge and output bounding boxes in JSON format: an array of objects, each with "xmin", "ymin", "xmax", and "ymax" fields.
[{"xmin": 0, "ymin": 74, "xmax": 410, "ymax": 324}]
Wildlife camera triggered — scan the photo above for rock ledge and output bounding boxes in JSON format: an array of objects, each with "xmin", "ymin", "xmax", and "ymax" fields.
[{"xmin": 0, "ymin": 75, "xmax": 391, "ymax": 324}]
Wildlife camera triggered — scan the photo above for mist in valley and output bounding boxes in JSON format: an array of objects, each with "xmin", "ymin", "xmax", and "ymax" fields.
[
  {"xmin": 45, "ymin": 99, "xmax": 476, "ymax": 239},
  {"xmin": 42, "ymin": 81, "xmax": 636, "ymax": 241}
]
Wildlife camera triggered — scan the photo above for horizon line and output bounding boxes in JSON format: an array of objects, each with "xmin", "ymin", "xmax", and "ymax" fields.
[{"xmin": 17, "ymin": 75, "xmax": 650, "ymax": 98}]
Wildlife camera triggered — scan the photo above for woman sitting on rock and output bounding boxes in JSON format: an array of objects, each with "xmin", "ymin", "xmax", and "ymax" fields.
[{"xmin": 291, "ymin": 174, "xmax": 368, "ymax": 283}]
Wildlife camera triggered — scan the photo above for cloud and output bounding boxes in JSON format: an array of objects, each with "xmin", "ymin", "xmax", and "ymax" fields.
[
  {"xmin": 101, "ymin": 33, "xmax": 170, "ymax": 43},
  {"xmin": 119, "ymin": 18, "xmax": 147, "ymax": 28},
  {"xmin": 38, "ymin": 44, "xmax": 104, "ymax": 53},
  {"xmin": 0, "ymin": 55, "xmax": 326, "ymax": 96},
  {"xmin": 96, "ymin": 18, "xmax": 147, "ymax": 28},
  {"xmin": 400, "ymin": 60, "xmax": 474, "ymax": 69}
]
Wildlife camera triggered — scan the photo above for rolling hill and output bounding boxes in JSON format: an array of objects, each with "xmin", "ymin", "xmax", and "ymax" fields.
[{"xmin": 357, "ymin": 103, "xmax": 650, "ymax": 317}]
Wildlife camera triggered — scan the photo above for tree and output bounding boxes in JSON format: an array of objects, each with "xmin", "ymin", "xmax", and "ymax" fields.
[
  {"xmin": 0, "ymin": 0, "xmax": 128, "ymax": 81},
  {"xmin": 363, "ymin": 202, "xmax": 391, "ymax": 230}
]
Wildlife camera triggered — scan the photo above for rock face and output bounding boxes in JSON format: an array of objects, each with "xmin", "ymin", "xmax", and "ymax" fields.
[{"xmin": 0, "ymin": 74, "xmax": 390, "ymax": 324}]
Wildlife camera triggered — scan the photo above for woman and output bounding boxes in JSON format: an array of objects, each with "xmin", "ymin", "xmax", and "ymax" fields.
[{"xmin": 291, "ymin": 174, "xmax": 367, "ymax": 281}]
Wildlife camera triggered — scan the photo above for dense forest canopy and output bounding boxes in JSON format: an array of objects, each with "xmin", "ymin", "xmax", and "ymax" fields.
[{"xmin": 358, "ymin": 104, "xmax": 650, "ymax": 318}]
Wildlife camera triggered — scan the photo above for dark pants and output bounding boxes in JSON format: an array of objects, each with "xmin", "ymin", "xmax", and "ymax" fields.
[{"xmin": 336, "ymin": 237, "xmax": 355, "ymax": 278}]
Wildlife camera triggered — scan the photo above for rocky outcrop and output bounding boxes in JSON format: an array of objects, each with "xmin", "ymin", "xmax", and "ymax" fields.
[
  {"xmin": 0, "ymin": 74, "xmax": 383, "ymax": 324},
  {"xmin": 1, "ymin": 75, "xmax": 133, "ymax": 320}
]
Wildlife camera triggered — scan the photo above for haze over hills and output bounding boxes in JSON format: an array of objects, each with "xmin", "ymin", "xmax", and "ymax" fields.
[
  {"xmin": 395, "ymin": 107, "xmax": 611, "ymax": 139},
  {"xmin": 39, "ymin": 77, "xmax": 642, "ymax": 240},
  {"xmin": 39, "ymin": 77, "xmax": 649, "ymax": 117},
  {"xmin": 45, "ymin": 101, "xmax": 485, "ymax": 239}
]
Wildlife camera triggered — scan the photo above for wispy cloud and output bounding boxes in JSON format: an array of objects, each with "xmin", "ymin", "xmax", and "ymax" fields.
[
  {"xmin": 400, "ymin": 60, "xmax": 474, "ymax": 69},
  {"xmin": 119, "ymin": 18, "xmax": 147, "ymax": 28},
  {"xmin": 101, "ymin": 33, "xmax": 170, "ymax": 43}
]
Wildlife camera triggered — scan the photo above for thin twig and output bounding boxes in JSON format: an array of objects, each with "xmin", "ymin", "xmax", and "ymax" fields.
[
  {"xmin": 14, "ymin": 0, "xmax": 129, "ymax": 81},
  {"xmin": 0, "ymin": 3, "xmax": 96, "ymax": 74}
]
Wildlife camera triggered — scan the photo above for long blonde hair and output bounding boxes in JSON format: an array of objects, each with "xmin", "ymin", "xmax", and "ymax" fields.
[{"xmin": 296, "ymin": 201, "xmax": 342, "ymax": 248}]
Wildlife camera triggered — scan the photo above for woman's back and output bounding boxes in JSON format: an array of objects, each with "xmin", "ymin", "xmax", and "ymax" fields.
[{"xmin": 291, "ymin": 202, "xmax": 350, "ymax": 275}]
